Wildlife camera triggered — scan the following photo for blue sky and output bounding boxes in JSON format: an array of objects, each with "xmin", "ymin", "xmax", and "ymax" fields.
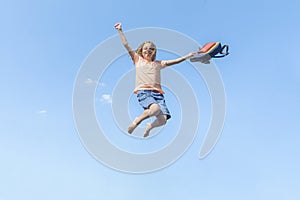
[{"xmin": 1, "ymin": 0, "xmax": 300, "ymax": 199}]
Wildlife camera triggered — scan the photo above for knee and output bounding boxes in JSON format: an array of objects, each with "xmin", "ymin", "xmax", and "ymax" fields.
[
  {"xmin": 150, "ymin": 103, "xmax": 160, "ymax": 111},
  {"xmin": 149, "ymin": 103, "xmax": 160, "ymax": 116},
  {"xmin": 161, "ymin": 118, "xmax": 167, "ymax": 125},
  {"xmin": 159, "ymin": 115, "xmax": 167, "ymax": 125}
]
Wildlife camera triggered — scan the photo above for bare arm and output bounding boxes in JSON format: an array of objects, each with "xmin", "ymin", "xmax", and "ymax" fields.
[
  {"xmin": 164, "ymin": 52, "xmax": 195, "ymax": 66},
  {"xmin": 114, "ymin": 22, "xmax": 137, "ymax": 62}
]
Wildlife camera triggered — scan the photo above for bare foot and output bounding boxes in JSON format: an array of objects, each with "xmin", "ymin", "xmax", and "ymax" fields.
[
  {"xmin": 128, "ymin": 118, "xmax": 140, "ymax": 134},
  {"xmin": 143, "ymin": 123, "xmax": 152, "ymax": 138}
]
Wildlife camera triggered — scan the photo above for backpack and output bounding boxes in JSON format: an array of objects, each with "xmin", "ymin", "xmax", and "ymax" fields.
[{"xmin": 190, "ymin": 42, "xmax": 229, "ymax": 64}]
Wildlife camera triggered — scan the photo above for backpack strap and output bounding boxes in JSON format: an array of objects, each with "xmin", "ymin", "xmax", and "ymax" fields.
[{"xmin": 212, "ymin": 44, "xmax": 229, "ymax": 58}]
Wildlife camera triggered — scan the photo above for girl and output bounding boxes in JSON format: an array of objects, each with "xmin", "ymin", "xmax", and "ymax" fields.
[{"xmin": 114, "ymin": 22, "xmax": 194, "ymax": 137}]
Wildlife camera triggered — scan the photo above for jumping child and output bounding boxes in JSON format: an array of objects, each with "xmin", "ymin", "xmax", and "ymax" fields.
[{"xmin": 114, "ymin": 22, "xmax": 194, "ymax": 137}]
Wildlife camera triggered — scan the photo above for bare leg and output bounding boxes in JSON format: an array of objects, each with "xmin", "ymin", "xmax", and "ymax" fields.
[
  {"xmin": 144, "ymin": 115, "xmax": 167, "ymax": 137},
  {"xmin": 128, "ymin": 103, "xmax": 161, "ymax": 134}
]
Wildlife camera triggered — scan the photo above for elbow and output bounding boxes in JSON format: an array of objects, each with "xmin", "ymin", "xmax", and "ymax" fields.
[{"xmin": 123, "ymin": 43, "xmax": 129, "ymax": 48}]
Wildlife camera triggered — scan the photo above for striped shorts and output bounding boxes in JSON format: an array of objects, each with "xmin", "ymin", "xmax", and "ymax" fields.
[{"xmin": 136, "ymin": 90, "xmax": 171, "ymax": 120}]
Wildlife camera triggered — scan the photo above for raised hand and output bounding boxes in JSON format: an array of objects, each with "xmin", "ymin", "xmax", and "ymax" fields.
[{"xmin": 114, "ymin": 22, "xmax": 122, "ymax": 30}]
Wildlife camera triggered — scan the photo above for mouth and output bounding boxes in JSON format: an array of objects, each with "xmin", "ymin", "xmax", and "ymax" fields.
[{"xmin": 144, "ymin": 52, "xmax": 152, "ymax": 57}]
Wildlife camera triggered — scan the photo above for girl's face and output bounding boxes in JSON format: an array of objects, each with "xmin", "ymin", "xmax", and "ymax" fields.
[{"xmin": 142, "ymin": 43, "xmax": 156, "ymax": 61}]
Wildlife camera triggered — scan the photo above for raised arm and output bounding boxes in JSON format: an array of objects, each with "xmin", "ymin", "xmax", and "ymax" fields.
[
  {"xmin": 163, "ymin": 52, "xmax": 195, "ymax": 66},
  {"xmin": 114, "ymin": 22, "xmax": 137, "ymax": 62}
]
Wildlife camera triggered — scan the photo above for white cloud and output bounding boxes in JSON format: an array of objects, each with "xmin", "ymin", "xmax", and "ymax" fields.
[
  {"xmin": 37, "ymin": 110, "xmax": 47, "ymax": 114},
  {"xmin": 100, "ymin": 94, "xmax": 112, "ymax": 104},
  {"xmin": 84, "ymin": 78, "xmax": 106, "ymax": 87},
  {"xmin": 84, "ymin": 78, "xmax": 96, "ymax": 85},
  {"xmin": 98, "ymin": 82, "xmax": 106, "ymax": 87}
]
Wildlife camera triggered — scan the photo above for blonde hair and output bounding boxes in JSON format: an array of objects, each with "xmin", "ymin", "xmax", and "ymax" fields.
[{"xmin": 136, "ymin": 41, "xmax": 157, "ymax": 61}]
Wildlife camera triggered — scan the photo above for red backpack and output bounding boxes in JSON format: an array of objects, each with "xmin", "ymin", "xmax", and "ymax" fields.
[{"xmin": 190, "ymin": 42, "xmax": 229, "ymax": 64}]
